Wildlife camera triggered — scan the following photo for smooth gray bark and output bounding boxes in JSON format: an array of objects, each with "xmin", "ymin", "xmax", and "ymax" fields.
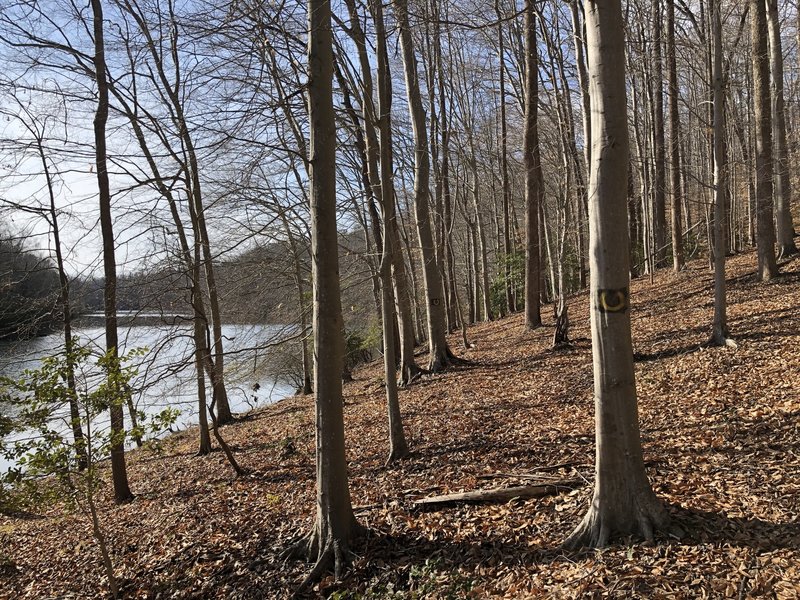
[
  {"xmin": 394, "ymin": 0, "xmax": 452, "ymax": 372},
  {"xmin": 711, "ymin": 0, "xmax": 731, "ymax": 346},
  {"xmin": 287, "ymin": 0, "xmax": 362, "ymax": 588},
  {"xmin": 765, "ymin": 0, "xmax": 798, "ymax": 258},
  {"xmin": 751, "ymin": 0, "xmax": 779, "ymax": 280},
  {"xmin": 565, "ymin": 0, "xmax": 668, "ymax": 549}
]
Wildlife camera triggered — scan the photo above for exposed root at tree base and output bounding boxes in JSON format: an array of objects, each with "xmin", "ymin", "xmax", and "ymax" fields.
[
  {"xmin": 281, "ymin": 521, "xmax": 366, "ymax": 595},
  {"xmin": 428, "ymin": 346, "xmax": 473, "ymax": 372},
  {"xmin": 563, "ymin": 502, "xmax": 671, "ymax": 550},
  {"xmin": 386, "ymin": 446, "xmax": 410, "ymax": 465},
  {"xmin": 709, "ymin": 335, "xmax": 737, "ymax": 349},
  {"xmin": 398, "ymin": 362, "xmax": 425, "ymax": 387}
]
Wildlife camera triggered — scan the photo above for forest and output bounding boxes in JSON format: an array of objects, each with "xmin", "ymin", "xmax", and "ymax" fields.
[{"xmin": 0, "ymin": 0, "xmax": 799, "ymax": 597}]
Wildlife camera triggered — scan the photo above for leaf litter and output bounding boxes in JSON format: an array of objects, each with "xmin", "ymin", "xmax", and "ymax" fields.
[{"xmin": 1, "ymin": 250, "xmax": 799, "ymax": 598}]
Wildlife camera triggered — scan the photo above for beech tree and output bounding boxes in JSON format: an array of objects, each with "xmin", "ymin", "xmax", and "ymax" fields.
[
  {"xmin": 751, "ymin": 0, "xmax": 779, "ymax": 281},
  {"xmin": 765, "ymin": 0, "xmax": 797, "ymax": 259},
  {"xmin": 285, "ymin": 0, "xmax": 362, "ymax": 586},
  {"xmin": 394, "ymin": 0, "xmax": 454, "ymax": 372},
  {"xmin": 523, "ymin": 0, "xmax": 541, "ymax": 330},
  {"xmin": 565, "ymin": 0, "xmax": 669, "ymax": 548},
  {"xmin": 667, "ymin": 0, "xmax": 684, "ymax": 272},
  {"xmin": 710, "ymin": 0, "xmax": 731, "ymax": 347}
]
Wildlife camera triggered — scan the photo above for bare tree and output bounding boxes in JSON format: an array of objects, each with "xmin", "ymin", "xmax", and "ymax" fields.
[
  {"xmin": 667, "ymin": 0, "xmax": 684, "ymax": 271},
  {"xmin": 284, "ymin": 0, "xmax": 362, "ymax": 587},
  {"xmin": 394, "ymin": 0, "xmax": 454, "ymax": 372},
  {"xmin": 710, "ymin": 0, "xmax": 733, "ymax": 347},
  {"xmin": 565, "ymin": 0, "xmax": 668, "ymax": 549},
  {"xmin": 91, "ymin": 0, "xmax": 133, "ymax": 504},
  {"xmin": 523, "ymin": 0, "xmax": 541, "ymax": 330},
  {"xmin": 765, "ymin": 0, "xmax": 797, "ymax": 258},
  {"xmin": 751, "ymin": 0, "xmax": 779, "ymax": 280}
]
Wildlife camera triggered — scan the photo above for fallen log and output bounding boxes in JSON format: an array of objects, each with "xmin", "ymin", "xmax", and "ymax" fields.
[{"xmin": 412, "ymin": 480, "xmax": 583, "ymax": 508}]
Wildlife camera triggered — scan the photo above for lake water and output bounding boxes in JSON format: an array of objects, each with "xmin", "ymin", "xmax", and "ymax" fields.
[{"xmin": 0, "ymin": 320, "xmax": 298, "ymax": 471}]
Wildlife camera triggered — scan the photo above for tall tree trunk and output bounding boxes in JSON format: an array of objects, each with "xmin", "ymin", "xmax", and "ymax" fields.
[
  {"xmin": 468, "ymin": 137, "xmax": 493, "ymax": 322},
  {"xmin": 565, "ymin": 0, "xmax": 668, "ymax": 549},
  {"xmin": 711, "ymin": 0, "xmax": 731, "ymax": 346},
  {"xmin": 35, "ymin": 134, "xmax": 85, "ymax": 468},
  {"xmin": 766, "ymin": 0, "xmax": 798, "ymax": 258},
  {"xmin": 394, "ymin": 0, "xmax": 453, "ymax": 372},
  {"xmin": 287, "ymin": 0, "xmax": 362, "ymax": 587},
  {"xmin": 570, "ymin": 0, "xmax": 591, "ymax": 289},
  {"xmin": 91, "ymin": 0, "xmax": 132, "ymax": 504},
  {"xmin": 105, "ymin": 79, "xmax": 220, "ymax": 438},
  {"xmin": 652, "ymin": 0, "xmax": 668, "ymax": 267},
  {"xmin": 524, "ymin": 0, "xmax": 541, "ymax": 330},
  {"xmin": 496, "ymin": 0, "xmax": 514, "ymax": 314},
  {"xmin": 751, "ymin": 0, "xmax": 779, "ymax": 280},
  {"xmin": 118, "ymin": 0, "xmax": 234, "ymax": 423},
  {"xmin": 280, "ymin": 212, "xmax": 312, "ymax": 395},
  {"xmin": 369, "ymin": 0, "xmax": 424, "ymax": 385},
  {"xmin": 667, "ymin": 0, "xmax": 684, "ymax": 271},
  {"xmin": 192, "ymin": 238, "xmax": 213, "ymax": 455},
  {"xmin": 371, "ymin": 0, "xmax": 406, "ymax": 458}
]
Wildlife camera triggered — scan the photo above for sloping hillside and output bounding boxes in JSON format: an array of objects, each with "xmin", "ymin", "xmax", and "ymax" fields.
[{"xmin": 2, "ymin": 251, "xmax": 799, "ymax": 598}]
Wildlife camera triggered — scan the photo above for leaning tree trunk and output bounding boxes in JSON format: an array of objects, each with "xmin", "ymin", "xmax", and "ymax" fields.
[
  {"xmin": 523, "ymin": 0, "xmax": 541, "ymax": 330},
  {"xmin": 570, "ymin": 0, "xmax": 590, "ymax": 288},
  {"xmin": 394, "ymin": 0, "xmax": 453, "ymax": 372},
  {"xmin": 91, "ymin": 0, "xmax": 132, "ymax": 504},
  {"xmin": 565, "ymin": 0, "xmax": 668, "ymax": 549},
  {"xmin": 191, "ymin": 243, "xmax": 213, "ymax": 455},
  {"xmin": 379, "ymin": 175, "xmax": 409, "ymax": 464},
  {"xmin": 286, "ymin": 0, "xmax": 362, "ymax": 588},
  {"xmin": 765, "ymin": 0, "xmax": 798, "ymax": 259},
  {"xmin": 751, "ymin": 0, "xmax": 779, "ymax": 281},
  {"xmin": 370, "ymin": 0, "xmax": 409, "ymax": 460}
]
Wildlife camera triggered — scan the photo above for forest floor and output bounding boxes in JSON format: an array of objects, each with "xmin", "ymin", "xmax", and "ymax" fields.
[{"xmin": 2, "ymin": 249, "xmax": 800, "ymax": 599}]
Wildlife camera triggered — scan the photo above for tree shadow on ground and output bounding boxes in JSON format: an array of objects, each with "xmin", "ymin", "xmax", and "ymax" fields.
[
  {"xmin": 668, "ymin": 504, "xmax": 800, "ymax": 551},
  {"xmin": 317, "ymin": 528, "xmax": 571, "ymax": 599}
]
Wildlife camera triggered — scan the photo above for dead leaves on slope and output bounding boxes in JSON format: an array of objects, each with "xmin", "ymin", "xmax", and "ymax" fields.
[{"xmin": 2, "ymin": 251, "xmax": 800, "ymax": 598}]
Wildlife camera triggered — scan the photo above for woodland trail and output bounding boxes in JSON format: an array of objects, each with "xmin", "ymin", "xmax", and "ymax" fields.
[{"xmin": 2, "ymin": 250, "xmax": 799, "ymax": 598}]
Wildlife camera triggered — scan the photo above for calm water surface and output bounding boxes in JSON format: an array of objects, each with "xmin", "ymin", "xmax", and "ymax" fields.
[{"xmin": 0, "ymin": 321, "xmax": 297, "ymax": 471}]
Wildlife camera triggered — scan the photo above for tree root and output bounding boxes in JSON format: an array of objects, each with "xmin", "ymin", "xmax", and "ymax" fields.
[
  {"xmin": 398, "ymin": 362, "xmax": 425, "ymax": 387},
  {"xmin": 563, "ymin": 499, "xmax": 670, "ymax": 550},
  {"xmin": 777, "ymin": 245, "xmax": 799, "ymax": 260},
  {"xmin": 428, "ymin": 345, "xmax": 472, "ymax": 373},
  {"xmin": 282, "ymin": 520, "xmax": 365, "ymax": 595},
  {"xmin": 386, "ymin": 445, "xmax": 410, "ymax": 465},
  {"xmin": 709, "ymin": 335, "xmax": 737, "ymax": 349}
]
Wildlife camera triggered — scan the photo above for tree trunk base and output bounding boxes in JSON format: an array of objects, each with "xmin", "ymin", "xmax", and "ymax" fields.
[
  {"xmin": 564, "ymin": 495, "xmax": 670, "ymax": 549},
  {"xmin": 777, "ymin": 244, "xmax": 799, "ymax": 260},
  {"xmin": 386, "ymin": 444, "xmax": 410, "ymax": 465},
  {"xmin": 282, "ymin": 519, "xmax": 365, "ymax": 594},
  {"xmin": 709, "ymin": 334, "xmax": 737, "ymax": 348},
  {"xmin": 398, "ymin": 361, "xmax": 425, "ymax": 387},
  {"xmin": 428, "ymin": 345, "xmax": 467, "ymax": 373}
]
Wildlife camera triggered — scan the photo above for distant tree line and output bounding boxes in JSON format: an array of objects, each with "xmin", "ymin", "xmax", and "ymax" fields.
[{"xmin": 0, "ymin": 233, "xmax": 60, "ymax": 339}]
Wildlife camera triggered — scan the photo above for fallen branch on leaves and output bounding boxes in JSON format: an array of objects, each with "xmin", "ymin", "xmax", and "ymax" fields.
[{"xmin": 412, "ymin": 480, "xmax": 583, "ymax": 508}]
